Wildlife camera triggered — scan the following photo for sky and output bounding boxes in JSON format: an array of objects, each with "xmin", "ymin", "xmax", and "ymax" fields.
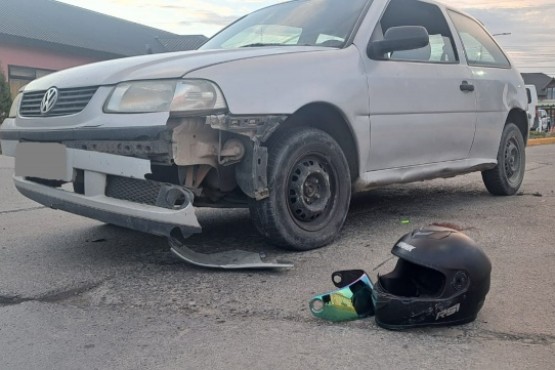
[{"xmin": 59, "ymin": 0, "xmax": 555, "ymax": 77}]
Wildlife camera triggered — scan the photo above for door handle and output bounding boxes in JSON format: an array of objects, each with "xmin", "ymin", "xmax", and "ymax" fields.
[{"xmin": 460, "ymin": 81, "xmax": 475, "ymax": 92}]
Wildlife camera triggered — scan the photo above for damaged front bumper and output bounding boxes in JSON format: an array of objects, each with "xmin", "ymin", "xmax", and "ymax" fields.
[
  {"xmin": 0, "ymin": 112, "xmax": 288, "ymax": 239},
  {"xmin": 1, "ymin": 113, "xmax": 300, "ymax": 269},
  {"xmin": 5, "ymin": 143, "xmax": 202, "ymax": 238},
  {"xmin": 16, "ymin": 176, "xmax": 201, "ymax": 237}
]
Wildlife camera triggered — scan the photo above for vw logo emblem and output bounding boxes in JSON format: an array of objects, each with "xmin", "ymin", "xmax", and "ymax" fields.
[{"xmin": 40, "ymin": 87, "xmax": 59, "ymax": 115}]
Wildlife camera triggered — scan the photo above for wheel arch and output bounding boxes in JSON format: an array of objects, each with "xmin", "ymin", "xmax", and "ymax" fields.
[
  {"xmin": 268, "ymin": 102, "xmax": 360, "ymax": 182},
  {"xmin": 507, "ymin": 108, "xmax": 529, "ymax": 144}
]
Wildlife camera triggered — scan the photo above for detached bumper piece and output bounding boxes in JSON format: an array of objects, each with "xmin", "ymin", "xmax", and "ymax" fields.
[{"xmin": 169, "ymin": 234, "xmax": 293, "ymax": 270}]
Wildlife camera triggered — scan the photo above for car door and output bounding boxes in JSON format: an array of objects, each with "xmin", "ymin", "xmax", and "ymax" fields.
[{"xmin": 364, "ymin": 0, "xmax": 477, "ymax": 171}]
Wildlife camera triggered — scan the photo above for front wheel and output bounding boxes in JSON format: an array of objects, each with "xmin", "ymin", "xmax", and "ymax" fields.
[
  {"xmin": 482, "ymin": 123, "xmax": 525, "ymax": 196},
  {"xmin": 250, "ymin": 127, "xmax": 351, "ymax": 251}
]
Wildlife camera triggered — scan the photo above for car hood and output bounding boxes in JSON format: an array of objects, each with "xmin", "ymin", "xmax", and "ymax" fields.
[{"xmin": 24, "ymin": 47, "xmax": 329, "ymax": 91}]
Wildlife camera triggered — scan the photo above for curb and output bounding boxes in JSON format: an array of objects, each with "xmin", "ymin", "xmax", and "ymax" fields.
[{"xmin": 528, "ymin": 137, "xmax": 555, "ymax": 147}]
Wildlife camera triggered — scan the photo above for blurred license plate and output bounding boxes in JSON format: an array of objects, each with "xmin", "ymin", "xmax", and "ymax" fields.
[{"xmin": 15, "ymin": 143, "xmax": 72, "ymax": 181}]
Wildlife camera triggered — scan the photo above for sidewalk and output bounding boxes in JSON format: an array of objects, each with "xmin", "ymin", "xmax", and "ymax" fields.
[{"xmin": 529, "ymin": 128, "xmax": 555, "ymax": 146}]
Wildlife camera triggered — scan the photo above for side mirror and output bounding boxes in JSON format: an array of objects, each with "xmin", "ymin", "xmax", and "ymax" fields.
[{"xmin": 367, "ymin": 26, "xmax": 430, "ymax": 60}]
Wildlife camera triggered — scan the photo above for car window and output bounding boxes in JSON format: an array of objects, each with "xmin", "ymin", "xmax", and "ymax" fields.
[
  {"xmin": 374, "ymin": 0, "xmax": 458, "ymax": 64},
  {"xmin": 201, "ymin": 0, "xmax": 370, "ymax": 49},
  {"xmin": 448, "ymin": 11, "xmax": 510, "ymax": 68},
  {"xmin": 427, "ymin": 34, "xmax": 457, "ymax": 62},
  {"xmin": 221, "ymin": 25, "xmax": 302, "ymax": 48},
  {"xmin": 316, "ymin": 34, "xmax": 345, "ymax": 47}
]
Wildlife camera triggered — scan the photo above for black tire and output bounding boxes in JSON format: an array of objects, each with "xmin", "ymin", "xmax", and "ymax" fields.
[
  {"xmin": 250, "ymin": 127, "xmax": 351, "ymax": 251},
  {"xmin": 482, "ymin": 123, "xmax": 525, "ymax": 196}
]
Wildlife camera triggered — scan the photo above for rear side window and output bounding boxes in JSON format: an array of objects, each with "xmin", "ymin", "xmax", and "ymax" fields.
[
  {"xmin": 526, "ymin": 88, "xmax": 532, "ymax": 104},
  {"xmin": 448, "ymin": 11, "xmax": 510, "ymax": 68}
]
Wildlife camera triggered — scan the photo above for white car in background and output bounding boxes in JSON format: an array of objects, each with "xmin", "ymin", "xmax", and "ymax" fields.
[
  {"xmin": 525, "ymin": 85, "xmax": 538, "ymax": 130},
  {"xmin": 1, "ymin": 0, "xmax": 528, "ymax": 252}
]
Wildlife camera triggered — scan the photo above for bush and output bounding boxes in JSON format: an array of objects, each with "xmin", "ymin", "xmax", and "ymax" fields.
[{"xmin": 0, "ymin": 67, "xmax": 12, "ymax": 120}]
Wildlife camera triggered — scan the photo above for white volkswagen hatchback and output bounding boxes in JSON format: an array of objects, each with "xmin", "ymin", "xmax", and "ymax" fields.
[{"xmin": 1, "ymin": 0, "xmax": 528, "ymax": 251}]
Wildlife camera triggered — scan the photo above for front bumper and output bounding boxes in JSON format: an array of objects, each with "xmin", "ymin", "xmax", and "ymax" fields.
[
  {"xmin": 0, "ymin": 125, "xmax": 169, "ymax": 142},
  {"xmin": 15, "ymin": 177, "xmax": 201, "ymax": 237},
  {"xmin": 3, "ymin": 141, "xmax": 202, "ymax": 238}
]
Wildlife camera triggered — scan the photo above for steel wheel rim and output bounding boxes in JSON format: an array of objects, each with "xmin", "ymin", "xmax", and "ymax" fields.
[
  {"xmin": 287, "ymin": 154, "xmax": 336, "ymax": 231},
  {"xmin": 504, "ymin": 135, "xmax": 522, "ymax": 185}
]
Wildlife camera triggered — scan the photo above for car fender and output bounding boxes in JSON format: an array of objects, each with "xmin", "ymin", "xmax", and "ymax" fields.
[{"xmin": 186, "ymin": 45, "xmax": 372, "ymax": 171}]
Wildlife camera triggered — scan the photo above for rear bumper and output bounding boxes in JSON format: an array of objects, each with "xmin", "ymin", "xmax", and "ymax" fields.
[{"xmin": 14, "ymin": 176, "xmax": 202, "ymax": 238}]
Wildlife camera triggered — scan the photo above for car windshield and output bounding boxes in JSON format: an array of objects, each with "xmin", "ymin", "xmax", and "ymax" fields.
[{"xmin": 200, "ymin": 0, "xmax": 370, "ymax": 50}]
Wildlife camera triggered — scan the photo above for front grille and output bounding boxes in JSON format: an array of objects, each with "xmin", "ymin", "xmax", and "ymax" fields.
[
  {"xmin": 106, "ymin": 176, "xmax": 163, "ymax": 207},
  {"xmin": 20, "ymin": 86, "xmax": 99, "ymax": 117}
]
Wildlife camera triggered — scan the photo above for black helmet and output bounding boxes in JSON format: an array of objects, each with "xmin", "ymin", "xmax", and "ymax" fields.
[{"xmin": 373, "ymin": 226, "xmax": 492, "ymax": 330}]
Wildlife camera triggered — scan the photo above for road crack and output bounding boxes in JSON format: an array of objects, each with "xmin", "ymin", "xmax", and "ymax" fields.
[
  {"xmin": 215, "ymin": 309, "xmax": 555, "ymax": 346},
  {"xmin": 525, "ymin": 163, "xmax": 553, "ymax": 173},
  {"xmin": 0, "ymin": 206, "xmax": 46, "ymax": 215},
  {"xmin": 0, "ymin": 281, "xmax": 105, "ymax": 307},
  {"xmin": 469, "ymin": 328, "xmax": 555, "ymax": 345}
]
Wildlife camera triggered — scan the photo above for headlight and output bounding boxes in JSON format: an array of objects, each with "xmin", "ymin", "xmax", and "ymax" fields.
[
  {"xmin": 8, "ymin": 93, "xmax": 22, "ymax": 118},
  {"xmin": 104, "ymin": 79, "xmax": 227, "ymax": 114}
]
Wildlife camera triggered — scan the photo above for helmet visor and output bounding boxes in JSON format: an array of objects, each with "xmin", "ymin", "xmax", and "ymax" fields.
[{"xmin": 309, "ymin": 270, "xmax": 374, "ymax": 322}]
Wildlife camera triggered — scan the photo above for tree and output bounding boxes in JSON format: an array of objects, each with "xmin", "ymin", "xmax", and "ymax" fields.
[{"xmin": 0, "ymin": 66, "xmax": 12, "ymax": 120}]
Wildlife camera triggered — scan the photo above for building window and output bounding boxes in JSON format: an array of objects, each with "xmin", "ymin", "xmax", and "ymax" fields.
[
  {"xmin": 8, "ymin": 65, "xmax": 55, "ymax": 97},
  {"xmin": 547, "ymin": 87, "xmax": 555, "ymax": 100}
]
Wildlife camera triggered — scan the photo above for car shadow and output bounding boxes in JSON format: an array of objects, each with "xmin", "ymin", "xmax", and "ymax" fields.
[{"xmin": 75, "ymin": 180, "xmax": 499, "ymax": 266}]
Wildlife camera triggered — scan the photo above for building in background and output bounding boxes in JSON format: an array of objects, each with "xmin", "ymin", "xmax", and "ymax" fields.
[
  {"xmin": 0, "ymin": 0, "xmax": 207, "ymax": 97},
  {"xmin": 522, "ymin": 73, "xmax": 555, "ymax": 129}
]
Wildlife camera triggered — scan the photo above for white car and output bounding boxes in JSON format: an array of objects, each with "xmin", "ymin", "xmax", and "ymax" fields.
[
  {"xmin": 525, "ymin": 85, "xmax": 538, "ymax": 130},
  {"xmin": 1, "ymin": 0, "xmax": 528, "ymax": 251}
]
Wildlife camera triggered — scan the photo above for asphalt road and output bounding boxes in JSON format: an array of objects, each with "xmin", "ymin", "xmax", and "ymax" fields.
[{"xmin": 1, "ymin": 145, "xmax": 554, "ymax": 370}]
